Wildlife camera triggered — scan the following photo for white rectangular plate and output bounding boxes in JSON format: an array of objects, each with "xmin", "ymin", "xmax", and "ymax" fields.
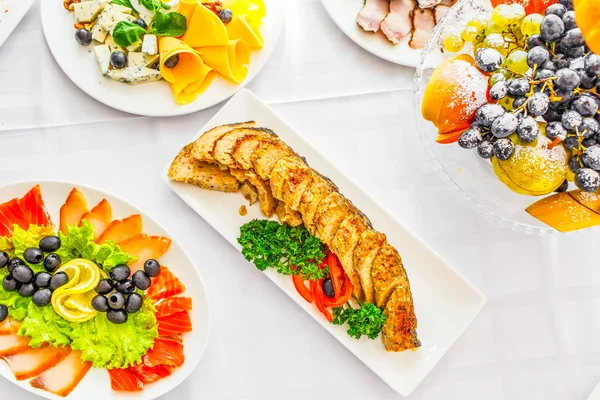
[
  {"xmin": 163, "ymin": 89, "xmax": 486, "ymax": 397},
  {"xmin": 0, "ymin": 0, "xmax": 34, "ymax": 49}
]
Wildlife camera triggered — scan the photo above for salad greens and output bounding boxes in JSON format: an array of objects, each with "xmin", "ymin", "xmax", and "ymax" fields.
[
  {"xmin": 112, "ymin": 21, "xmax": 147, "ymax": 47},
  {"xmin": 152, "ymin": 11, "xmax": 187, "ymax": 37},
  {"xmin": 70, "ymin": 300, "xmax": 158, "ymax": 369},
  {"xmin": 238, "ymin": 220, "xmax": 327, "ymax": 281},
  {"xmin": 56, "ymin": 221, "xmax": 135, "ymax": 273},
  {"xmin": 332, "ymin": 301, "xmax": 387, "ymax": 340},
  {"xmin": 19, "ymin": 302, "xmax": 73, "ymax": 348},
  {"xmin": 12, "ymin": 225, "xmax": 56, "ymax": 272}
]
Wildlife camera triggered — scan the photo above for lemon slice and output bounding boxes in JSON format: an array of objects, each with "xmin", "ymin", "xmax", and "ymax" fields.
[{"xmin": 52, "ymin": 259, "xmax": 102, "ymax": 322}]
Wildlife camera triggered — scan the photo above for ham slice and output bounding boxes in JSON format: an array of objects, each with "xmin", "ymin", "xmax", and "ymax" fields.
[
  {"xmin": 0, "ymin": 334, "xmax": 30, "ymax": 357},
  {"xmin": 30, "ymin": 350, "xmax": 92, "ymax": 397},
  {"xmin": 356, "ymin": 0, "xmax": 390, "ymax": 32},
  {"xmin": 3, "ymin": 346, "xmax": 71, "ymax": 380},
  {"xmin": 380, "ymin": 0, "xmax": 415, "ymax": 44},
  {"xmin": 433, "ymin": 4, "xmax": 450, "ymax": 24},
  {"xmin": 409, "ymin": 7, "xmax": 436, "ymax": 49}
]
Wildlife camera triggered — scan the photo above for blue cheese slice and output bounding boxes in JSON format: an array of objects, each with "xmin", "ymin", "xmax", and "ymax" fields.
[
  {"xmin": 94, "ymin": 44, "xmax": 111, "ymax": 75},
  {"xmin": 104, "ymin": 35, "xmax": 124, "ymax": 54},
  {"xmin": 128, "ymin": 52, "xmax": 159, "ymax": 68},
  {"xmin": 142, "ymin": 35, "xmax": 158, "ymax": 55},
  {"xmin": 96, "ymin": 5, "xmax": 136, "ymax": 33},
  {"xmin": 91, "ymin": 21, "xmax": 108, "ymax": 43},
  {"xmin": 106, "ymin": 67, "xmax": 163, "ymax": 85},
  {"xmin": 110, "ymin": 4, "xmax": 133, "ymax": 14},
  {"xmin": 73, "ymin": 0, "xmax": 109, "ymax": 23}
]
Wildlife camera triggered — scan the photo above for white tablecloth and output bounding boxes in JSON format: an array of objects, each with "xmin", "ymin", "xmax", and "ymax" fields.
[{"xmin": 1, "ymin": 1, "xmax": 599, "ymax": 399}]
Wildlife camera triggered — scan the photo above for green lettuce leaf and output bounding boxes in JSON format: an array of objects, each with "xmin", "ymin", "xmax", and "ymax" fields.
[
  {"xmin": 0, "ymin": 235, "xmax": 14, "ymax": 257},
  {"xmin": 69, "ymin": 300, "xmax": 158, "ymax": 369},
  {"xmin": 139, "ymin": 0, "xmax": 171, "ymax": 10},
  {"xmin": 18, "ymin": 302, "xmax": 73, "ymax": 348},
  {"xmin": 12, "ymin": 225, "xmax": 57, "ymax": 272},
  {"xmin": 112, "ymin": 20, "xmax": 147, "ymax": 47},
  {"xmin": 152, "ymin": 11, "xmax": 187, "ymax": 37}
]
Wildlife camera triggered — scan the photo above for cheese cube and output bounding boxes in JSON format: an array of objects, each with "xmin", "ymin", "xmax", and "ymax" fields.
[
  {"xmin": 73, "ymin": 0, "xmax": 109, "ymax": 23},
  {"xmin": 104, "ymin": 35, "xmax": 124, "ymax": 54},
  {"xmin": 142, "ymin": 35, "xmax": 158, "ymax": 56},
  {"xmin": 128, "ymin": 52, "xmax": 159, "ymax": 68},
  {"xmin": 94, "ymin": 44, "xmax": 111, "ymax": 75},
  {"xmin": 106, "ymin": 67, "xmax": 162, "ymax": 85},
  {"xmin": 91, "ymin": 22, "xmax": 108, "ymax": 43},
  {"xmin": 111, "ymin": 4, "xmax": 132, "ymax": 14}
]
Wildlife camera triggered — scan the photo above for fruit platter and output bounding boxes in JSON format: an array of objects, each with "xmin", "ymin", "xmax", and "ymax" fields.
[
  {"xmin": 415, "ymin": 0, "xmax": 600, "ymax": 233},
  {"xmin": 0, "ymin": 182, "xmax": 210, "ymax": 399}
]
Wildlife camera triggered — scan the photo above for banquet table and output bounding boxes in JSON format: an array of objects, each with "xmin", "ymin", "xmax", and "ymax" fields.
[{"xmin": 1, "ymin": 1, "xmax": 600, "ymax": 399}]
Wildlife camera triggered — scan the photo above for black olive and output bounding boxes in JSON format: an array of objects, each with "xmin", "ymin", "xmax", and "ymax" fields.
[
  {"xmin": 32, "ymin": 288, "xmax": 52, "ymax": 307},
  {"xmin": 8, "ymin": 258, "xmax": 23, "ymax": 273},
  {"xmin": 110, "ymin": 265, "xmax": 130, "ymax": 282},
  {"xmin": 132, "ymin": 18, "xmax": 148, "ymax": 29},
  {"xmin": 164, "ymin": 54, "xmax": 179, "ymax": 68},
  {"xmin": 92, "ymin": 295, "xmax": 110, "ymax": 312},
  {"xmin": 39, "ymin": 236, "xmax": 61, "ymax": 252},
  {"xmin": 0, "ymin": 252, "xmax": 8, "ymax": 269},
  {"xmin": 18, "ymin": 283, "xmax": 36, "ymax": 297},
  {"xmin": 34, "ymin": 272, "xmax": 52, "ymax": 288},
  {"xmin": 143, "ymin": 259, "xmax": 160, "ymax": 277},
  {"xmin": 0, "ymin": 304, "xmax": 7, "ymax": 322},
  {"xmin": 24, "ymin": 248, "xmax": 44, "ymax": 264},
  {"xmin": 2, "ymin": 275, "xmax": 18, "ymax": 292},
  {"xmin": 108, "ymin": 292, "xmax": 125, "ymax": 309},
  {"xmin": 115, "ymin": 279, "xmax": 135, "ymax": 295},
  {"xmin": 95, "ymin": 278, "xmax": 114, "ymax": 295},
  {"xmin": 132, "ymin": 270, "xmax": 151, "ymax": 290},
  {"xmin": 13, "ymin": 265, "xmax": 34, "ymax": 284},
  {"xmin": 44, "ymin": 253, "xmax": 61, "ymax": 273},
  {"xmin": 125, "ymin": 293, "xmax": 143, "ymax": 314},
  {"xmin": 107, "ymin": 309, "xmax": 128, "ymax": 324},
  {"xmin": 50, "ymin": 272, "xmax": 69, "ymax": 290},
  {"xmin": 322, "ymin": 278, "xmax": 335, "ymax": 298}
]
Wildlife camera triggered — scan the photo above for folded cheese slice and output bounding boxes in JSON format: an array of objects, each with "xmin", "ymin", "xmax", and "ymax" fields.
[
  {"xmin": 159, "ymin": 37, "xmax": 206, "ymax": 86},
  {"xmin": 196, "ymin": 40, "xmax": 250, "ymax": 84},
  {"xmin": 180, "ymin": 0, "xmax": 230, "ymax": 47},
  {"xmin": 227, "ymin": 15, "xmax": 264, "ymax": 49}
]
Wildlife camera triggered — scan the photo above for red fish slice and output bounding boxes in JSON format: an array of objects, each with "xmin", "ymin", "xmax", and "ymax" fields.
[
  {"xmin": 30, "ymin": 350, "xmax": 92, "ymax": 397},
  {"xmin": 146, "ymin": 266, "xmax": 185, "ymax": 301},
  {"xmin": 0, "ymin": 317, "xmax": 21, "ymax": 334},
  {"xmin": 130, "ymin": 363, "xmax": 173, "ymax": 384},
  {"xmin": 154, "ymin": 297, "xmax": 192, "ymax": 319},
  {"xmin": 142, "ymin": 337, "xmax": 185, "ymax": 368},
  {"xmin": 119, "ymin": 234, "xmax": 172, "ymax": 274},
  {"xmin": 97, "ymin": 214, "xmax": 142, "ymax": 245},
  {"xmin": 19, "ymin": 185, "xmax": 52, "ymax": 227},
  {"xmin": 80, "ymin": 199, "xmax": 113, "ymax": 241},
  {"xmin": 0, "ymin": 333, "xmax": 30, "ymax": 357},
  {"xmin": 158, "ymin": 334, "xmax": 183, "ymax": 345},
  {"xmin": 108, "ymin": 367, "xmax": 144, "ymax": 392},
  {"xmin": 59, "ymin": 188, "xmax": 89, "ymax": 234},
  {"xmin": 0, "ymin": 198, "xmax": 29, "ymax": 235},
  {"xmin": 157, "ymin": 311, "xmax": 192, "ymax": 336},
  {"xmin": 4, "ymin": 345, "xmax": 71, "ymax": 380}
]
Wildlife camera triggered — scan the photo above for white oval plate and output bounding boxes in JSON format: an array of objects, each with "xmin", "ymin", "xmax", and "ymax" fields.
[
  {"xmin": 0, "ymin": 181, "xmax": 211, "ymax": 400},
  {"xmin": 320, "ymin": 0, "xmax": 428, "ymax": 67},
  {"xmin": 40, "ymin": 0, "xmax": 285, "ymax": 117}
]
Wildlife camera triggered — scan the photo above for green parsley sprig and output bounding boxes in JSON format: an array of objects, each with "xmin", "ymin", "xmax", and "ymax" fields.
[
  {"xmin": 332, "ymin": 300, "xmax": 387, "ymax": 340},
  {"xmin": 238, "ymin": 220, "xmax": 327, "ymax": 281}
]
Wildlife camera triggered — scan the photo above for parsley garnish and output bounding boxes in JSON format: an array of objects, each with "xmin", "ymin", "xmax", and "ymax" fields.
[
  {"xmin": 332, "ymin": 301, "xmax": 387, "ymax": 340},
  {"xmin": 238, "ymin": 220, "xmax": 327, "ymax": 281}
]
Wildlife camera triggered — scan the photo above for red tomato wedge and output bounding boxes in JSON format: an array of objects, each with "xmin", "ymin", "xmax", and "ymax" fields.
[
  {"xmin": 80, "ymin": 199, "xmax": 112, "ymax": 241},
  {"xmin": 154, "ymin": 297, "xmax": 192, "ymax": 319},
  {"xmin": 157, "ymin": 311, "xmax": 192, "ymax": 336},
  {"xmin": 59, "ymin": 188, "xmax": 88, "ymax": 234},
  {"xmin": 146, "ymin": 266, "xmax": 185, "ymax": 301},
  {"xmin": 119, "ymin": 234, "xmax": 172, "ymax": 274},
  {"xmin": 142, "ymin": 337, "xmax": 185, "ymax": 368},
  {"xmin": 19, "ymin": 185, "xmax": 52, "ymax": 227},
  {"xmin": 130, "ymin": 363, "xmax": 173, "ymax": 384},
  {"xmin": 108, "ymin": 367, "xmax": 144, "ymax": 392},
  {"xmin": 97, "ymin": 214, "xmax": 142, "ymax": 244},
  {"xmin": 0, "ymin": 198, "xmax": 29, "ymax": 236}
]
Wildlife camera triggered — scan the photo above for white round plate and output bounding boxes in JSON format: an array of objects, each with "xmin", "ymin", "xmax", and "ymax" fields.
[
  {"xmin": 590, "ymin": 382, "xmax": 600, "ymax": 400},
  {"xmin": 320, "ymin": 0, "xmax": 427, "ymax": 67},
  {"xmin": 40, "ymin": 1, "xmax": 285, "ymax": 117},
  {"xmin": 0, "ymin": 181, "xmax": 211, "ymax": 400}
]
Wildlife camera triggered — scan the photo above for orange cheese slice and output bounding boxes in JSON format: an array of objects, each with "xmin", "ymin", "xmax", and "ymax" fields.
[
  {"xmin": 227, "ymin": 15, "xmax": 264, "ymax": 49},
  {"xmin": 170, "ymin": 64, "xmax": 218, "ymax": 104},
  {"xmin": 159, "ymin": 37, "xmax": 206, "ymax": 86},
  {"xmin": 196, "ymin": 40, "xmax": 250, "ymax": 83},
  {"xmin": 180, "ymin": 1, "xmax": 229, "ymax": 47},
  {"xmin": 222, "ymin": 0, "xmax": 266, "ymax": 23}
]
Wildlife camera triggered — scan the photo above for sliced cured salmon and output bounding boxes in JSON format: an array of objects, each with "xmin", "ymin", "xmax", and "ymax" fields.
[
  {"xmin": 157, "ymin": 311, "xmax": 192, "ymax": 336},
  {"xmin": 142, "ymin": 337, "xmax": 185, "ymax": 368},
  {"xmin": 119, "ymin": 234, "xmax": 172, "ymax": 274},
  {"xmin": 80, "ymin": 199, "xmax": 112, "ymax": 241},
  {"xmin": 97, "ymin": 214, "xmax": 143, "ymax": 244},
  {"xmin": 59, "ymin": 188, "xmax": 88, "ymax": 234},
  {"xmin": 4, "ymin": 346, "xmax": 71, "ymax": 380},
  {"xmin": 30, "ymin": 350, "xmax": 92, "ymax": 397},
  {"xmin": 0, "ymin": 333, "xmax": 30, "ymax": 357},
  {"xmin": 130, "ymin": 363, "xmax": 173, "ymax": 384},
  {"xmin": 146, "ymin": 266, "xmax": 185, "ymax": 301},
  {"xmin": 0, "ymin": 198, "xmax": 29, "ymax": 236},
  {"xmin": 108, "ymin": 367, "xmax": 144, "ymax": 392},
  {"xmin": 0, "ymin": 317, "xmax": 21, "ymax": 334},
  {"xmin": 19, "ymin": 185, "xmax": 52, "ymax": 227},
  {"xmin": 154, "ymin": 297, "xmax": 192, "ymax": 319}
]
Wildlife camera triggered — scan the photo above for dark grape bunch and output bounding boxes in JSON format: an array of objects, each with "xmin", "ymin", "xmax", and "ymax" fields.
[{"xmin": 458, "ymin": 0, "xmax": 600, "ymax": 193}]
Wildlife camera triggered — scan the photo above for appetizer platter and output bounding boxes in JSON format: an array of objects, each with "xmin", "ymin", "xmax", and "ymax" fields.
[
  {"xmin": 416, "ymin": 0, "xmax": 600, "ymax": 233},
  {"xmin": 40, "ymin": 0, "xmax": 284, "ymax": 116},
  {"xmin": 0, "ymin": 0, "xmax": 35, "ymax": 50},
  {"xmin": 164, "ymin": 89, "xmax": 485, "ymax": 396},
  {"xmin": 320, "ymin": 0, "xmax": 460, "ymax": 67},
  {"xmin": 0, "ymin": 181, "xmax": 210, "ymax": 399}
]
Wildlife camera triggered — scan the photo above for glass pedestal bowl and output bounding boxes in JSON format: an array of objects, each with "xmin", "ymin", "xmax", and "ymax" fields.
[{"xmin": 413, "ymin": 0, "xmax": 589, "ymax": 235}]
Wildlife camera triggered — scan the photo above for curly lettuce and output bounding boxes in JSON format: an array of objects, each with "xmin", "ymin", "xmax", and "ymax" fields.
[
  {"xmin": 69, "ymin": 300, "xmax": 158, "ymax": 369},
  {"xmin": 11, "ymin": 225, "xmax": 56, "ymax": 272},
  {"xmin": 18, "ymin": 302, "xmax": 73, "ymax": 348}
]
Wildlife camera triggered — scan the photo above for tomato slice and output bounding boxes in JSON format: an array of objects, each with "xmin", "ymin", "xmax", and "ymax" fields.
[
  {"xmin": 292, "ymin": 274, "xmax": 313, "ymax": 304},
  {"xmin": 328, "ymin": 251, "xmax": 344, "ymax": 297},
  {"xmin": 311, "ymin": 280, "xmax": 332, "ymax": 322},
  {"xmin": 323, "ymin": 276, "xmax": 353, "ymax": 308}
]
